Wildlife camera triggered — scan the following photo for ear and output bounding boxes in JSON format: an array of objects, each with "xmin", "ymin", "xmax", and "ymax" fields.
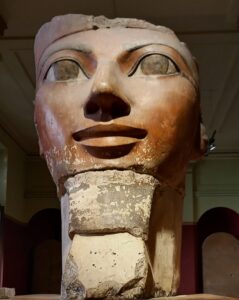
[{"xmin": 190, "ymin": 122, "xmax": 208, "ymax": 160}]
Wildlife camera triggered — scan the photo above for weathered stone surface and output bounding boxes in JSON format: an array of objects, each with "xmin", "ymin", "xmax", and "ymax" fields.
[
  {"xmin": 203, "ymin": 232, "xmax": 239, "ymax": 298},
  {"xmin": 62, "ymin": 171, "xmax": 183, "ymax": 297},
  {"xmin": 63, "ymin": 232, "xmax": 152, "ymax": 299},
  {"xmin": 65, "ymin": 170, "xmax": 159, "ymax": 240}
]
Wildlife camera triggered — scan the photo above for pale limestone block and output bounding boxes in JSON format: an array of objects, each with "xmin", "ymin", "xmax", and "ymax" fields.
[
  {"xmin": 63, "ymin": 232, "xmax": 152, "ymax": 299},
  {"xmin": 65, "ymin": 170, "xmax": 159, "ymax": 239}
]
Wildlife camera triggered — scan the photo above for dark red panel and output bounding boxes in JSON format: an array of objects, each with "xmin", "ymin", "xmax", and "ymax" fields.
[
  {"xmin": 2, "ymin": 208, "xmax": 61, "ymax": 295},
  {"xmin": 178, "ymin": 223, "xmax": 198, "ymax": 294},
  {"xmin": 2, "ymin": 216, "xmax": 29, "ymax": 294}
]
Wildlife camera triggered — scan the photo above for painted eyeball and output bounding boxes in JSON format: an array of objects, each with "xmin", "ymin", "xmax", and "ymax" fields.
[
  {"xmin": 131, "ymin": 54, "xmax": 179, "ymax": 76},
  {"xmin": 45, "ymin": 60, "xmax": 87, "ymax": 82}
]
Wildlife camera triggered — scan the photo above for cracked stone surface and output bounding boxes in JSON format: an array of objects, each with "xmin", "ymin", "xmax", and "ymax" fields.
[
  {"xmin": 65, "ymin": 170, "xmax": 159, "ymax": 240},
  {"xmin": 63, "ymin": 232, "xmax": 153, "ymax": 299}
]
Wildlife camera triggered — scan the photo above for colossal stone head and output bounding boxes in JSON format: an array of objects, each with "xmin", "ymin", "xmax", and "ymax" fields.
[
  {"xmin": 34, "ymin": 14, "xmax": 207, "ymax": 191},
  {"xmin": 34, "ymin": 15, "xmax": 210, "ymax": 299}
]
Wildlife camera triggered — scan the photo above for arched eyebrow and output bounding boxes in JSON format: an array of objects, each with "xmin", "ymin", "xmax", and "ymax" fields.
[
  {"xmin": 118, "ymin": 43, "xmax": 171, "ymax": 73},
  {"xmin": 37, "ymin": 44, "xmax": 94, "ymax": 80},
  {"xmin": 119, "ymin": 43, "xmax": 173, "ymax": 64},
  {"xmin": 118, "ymin": 43, "xmax": 197, "ymax": 86},
  {"xmin": 124, "ymin": 43, "xmax": 155, "ymax": 52},
  {"xmin": 44, "ymin": 44, "xmax": 93, "ymax": 60}
]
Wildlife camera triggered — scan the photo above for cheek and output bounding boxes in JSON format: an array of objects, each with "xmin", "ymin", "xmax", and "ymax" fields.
[
  {"xmin": 130, "ymin": 78, "xmax": 198, "ymax": 143},
  {"xmin": 131, "ymin": 78, "xmax": 197, "ymax": 123},
  {"xmin": 37, "ymin": 82, "xmax": 91, "ymax": 126},
  {"xmin": 35, "ymin": 89, "xmax": 73, "ymax": 151}
]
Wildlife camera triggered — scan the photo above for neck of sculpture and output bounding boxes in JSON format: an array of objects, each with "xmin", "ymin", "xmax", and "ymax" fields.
[{"xmin": 60, "ymin": 169, "xmax": 185, "ymax": 299}]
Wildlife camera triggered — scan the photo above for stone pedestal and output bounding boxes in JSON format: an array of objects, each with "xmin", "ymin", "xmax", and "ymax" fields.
[
  {"xmin": 61, "ymin": 170, "xmax": 159, "ymax": 299},
  {"xmin": 61, "ymin": 170, "xmax": 185, "ymax": 298}
]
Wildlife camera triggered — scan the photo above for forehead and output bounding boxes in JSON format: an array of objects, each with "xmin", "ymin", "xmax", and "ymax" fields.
[
  {"xmin": 35, "ymin": 27, "xmax": 198, "ymax": 86},
  {"xmin": 38, "ymin": 28, "xmax": 194, "ymax": 70},
  {"xmin": 44, "ymin": 28, "xmax": 182, "ymax": 54}
]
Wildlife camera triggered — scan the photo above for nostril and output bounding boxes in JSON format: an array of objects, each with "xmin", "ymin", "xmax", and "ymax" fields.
[
  {"xmin": 84, "ymin": 93, "xmax": 131, "ymax": 122},
  {"xmin": 112, "ymin": 100, "xmax": 130, "ymax": 119},
  {"xmin": 85, "ymin": 101, "xmax": 99, "ymax": 115}
]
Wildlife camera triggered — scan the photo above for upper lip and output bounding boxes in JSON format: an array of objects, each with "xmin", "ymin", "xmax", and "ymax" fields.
[{"xmin": 72, "ymin": 124, "xmax": 147, "ymax": 142}]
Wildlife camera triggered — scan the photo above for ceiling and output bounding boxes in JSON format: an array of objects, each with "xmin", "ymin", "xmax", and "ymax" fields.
[{"xmin": 0, "ymin": 0, "xmax": 239, "ymax": 155}]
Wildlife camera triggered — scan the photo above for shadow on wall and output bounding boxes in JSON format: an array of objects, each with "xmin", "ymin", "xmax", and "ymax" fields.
[
  {"xmin": 2, "ymin": 208, "xmax": 61, "ymax": 295},
  {"xmin": 28, "ymin": 209, "xmax": 61, "ymax": 294},
  {"xmin": 30, "ymin": 239, "xmax": 61, "ymax": 294}
]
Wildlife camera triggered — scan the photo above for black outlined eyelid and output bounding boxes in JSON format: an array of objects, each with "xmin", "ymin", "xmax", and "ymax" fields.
[
  {"xmin": 128, "ymin": 53, "xmax": 180, "ymax": 77},
  {"xmin": 44, "ymin": 58, "xmax": 90, "ymax": 81}
]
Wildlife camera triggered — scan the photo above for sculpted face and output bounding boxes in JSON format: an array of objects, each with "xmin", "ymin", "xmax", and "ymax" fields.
[{"xmin": 34, "ymin": 24, "xmax": 205, "ymax": 187}]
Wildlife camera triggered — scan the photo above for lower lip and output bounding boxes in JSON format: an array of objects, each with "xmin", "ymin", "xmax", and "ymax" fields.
[{"xmin": 78, "ymin": 136, "xmax": 140, "ymax": 147}]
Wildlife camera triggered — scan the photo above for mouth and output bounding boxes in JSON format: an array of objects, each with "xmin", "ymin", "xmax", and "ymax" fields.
[
  {"xmin": 72, "ymin": 124, "xmax": 147, "ymax": 147},
  {"xmin": 72, "ymin": 124, "xmax": 147, "ymax": 159}
]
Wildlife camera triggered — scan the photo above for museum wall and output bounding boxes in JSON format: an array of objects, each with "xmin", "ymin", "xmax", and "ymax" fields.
[
  {"xmin": 0, "ymin": 127, "xmax": 26, "ymax": 222},
  {"xmin": 194, "ymin": 157, "xmax": 239, "ymax": 219},
  {"xmin": 24, "ymin": 156, "xmax": 59, "ymax": 223}
]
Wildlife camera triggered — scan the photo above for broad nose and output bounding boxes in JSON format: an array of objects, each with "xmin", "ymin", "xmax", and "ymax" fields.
[{"xmin": 84, "ymin": 62, "xmax": 131, "ymax": 122}]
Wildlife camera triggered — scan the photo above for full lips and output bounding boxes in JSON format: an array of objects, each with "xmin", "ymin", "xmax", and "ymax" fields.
[
  {"xmin": 72, "ymin": 124, "xmax": 148, "ymax": 142},
  {"xmin": 71, "ymin": 124, "xmax": 147, "ymax": 159}
]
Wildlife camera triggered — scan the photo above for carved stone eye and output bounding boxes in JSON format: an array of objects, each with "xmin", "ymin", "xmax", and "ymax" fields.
[
  {"xmin": 45, "ymin": 60, "xmax": 85, "ymax": 82},
  {"xmin": 132, "ymin": 54, "xmax": 178, "ymax": 76}
]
